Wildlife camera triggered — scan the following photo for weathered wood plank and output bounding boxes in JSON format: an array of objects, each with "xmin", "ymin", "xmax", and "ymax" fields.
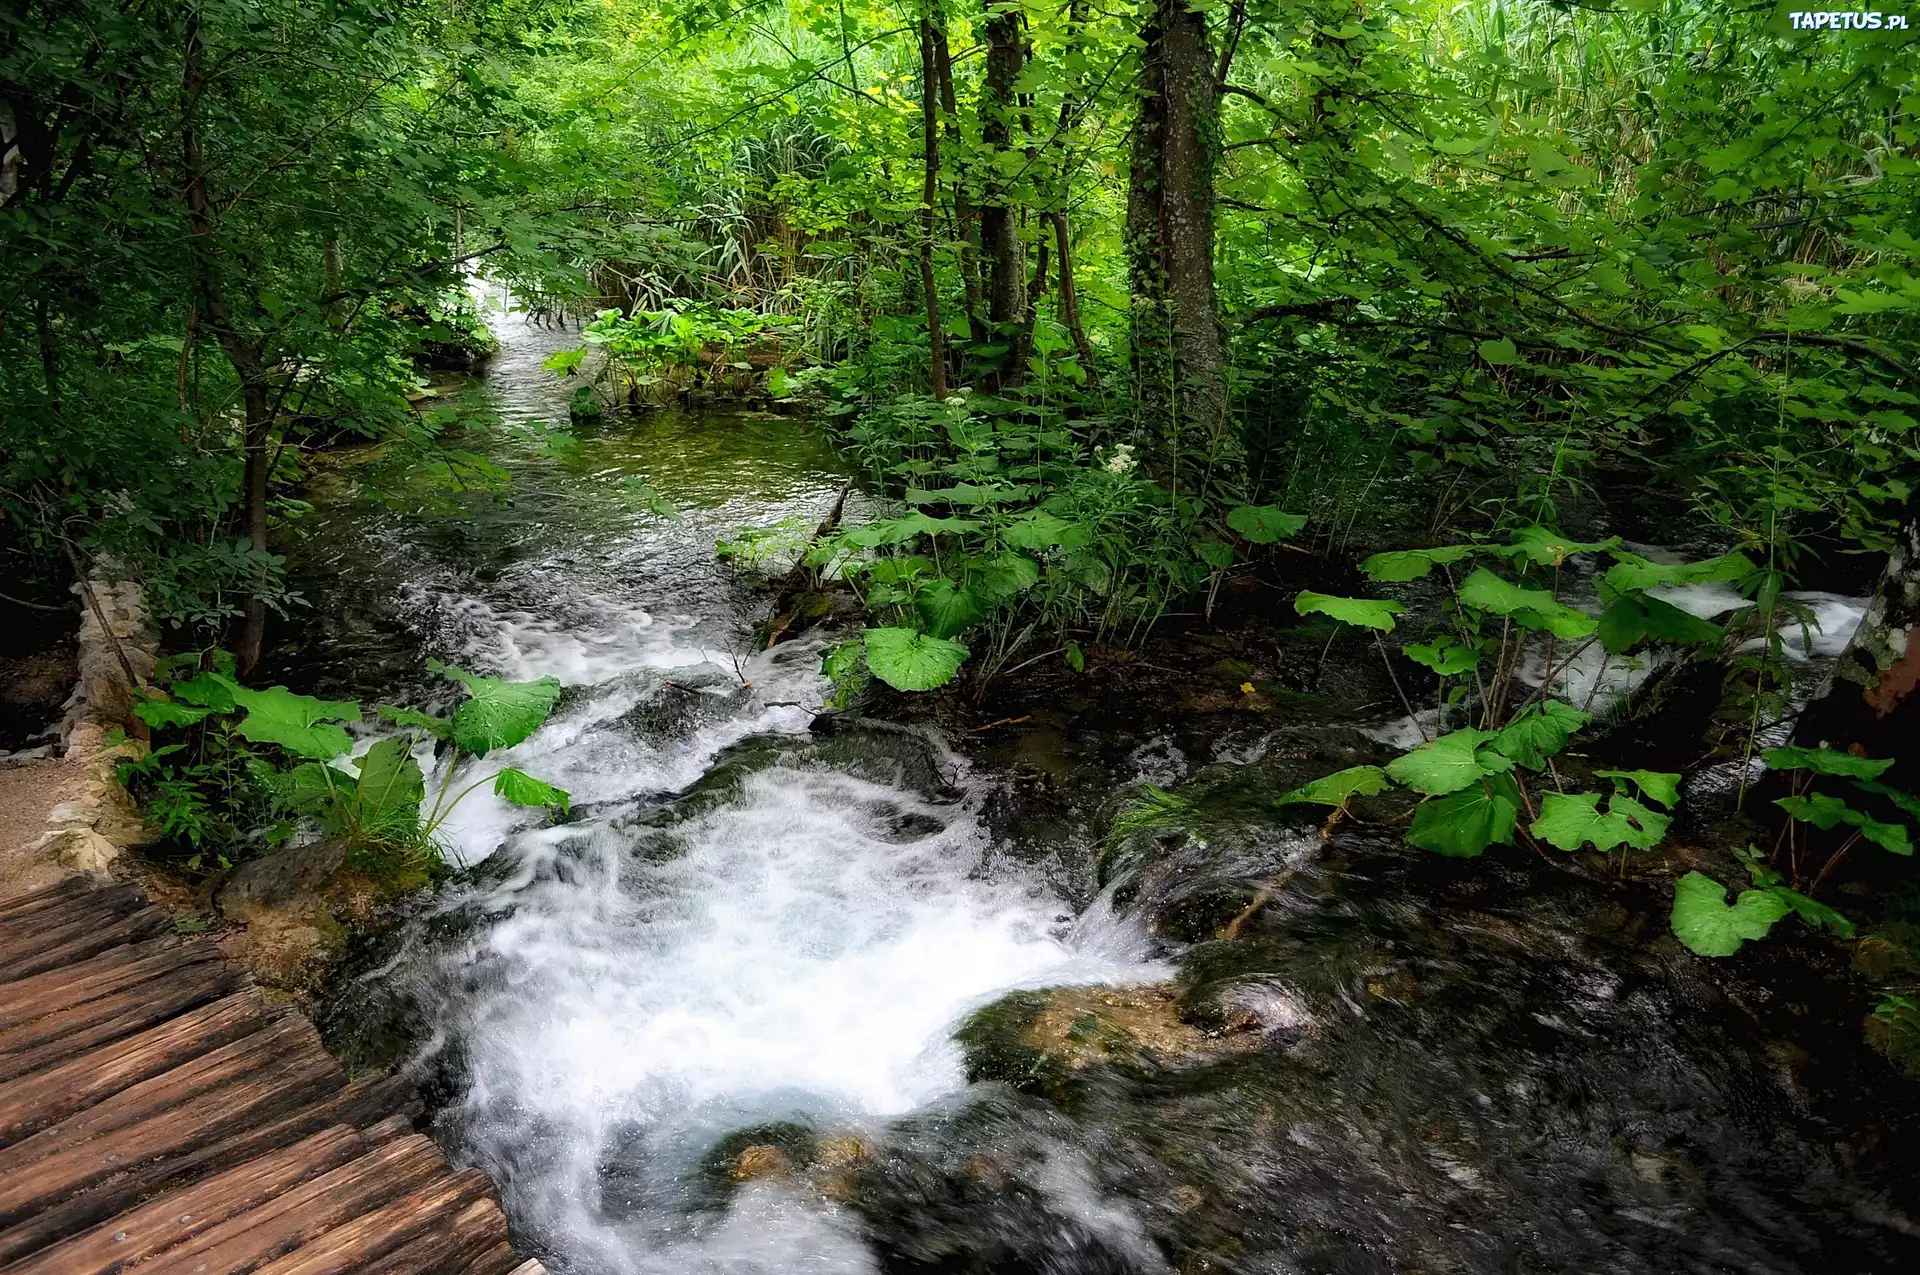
[
  {"xmin": 0, "ymin": 1125, "xmax": 368, "ymax": 1275},
  {"xmin": 454, "ymin": 1237, "xmax": 523, "ymax": 1275},
  {"xmin": 0, "ymin": 1071, "xmax": 413, "ymax": 1262},
  {"xmin": 0, "ymin": 962, "xmax": 240, "ymax": 1084},
  {"xmin": 502, "ymin": 1261, "xmax": 549, "ymax": 1275},
  {"xmin": 0, "ymin": 909, "xmax": 172, "ymax": 984},
  {"xmin": 135, "ymin": 1135, "xmax": 452, "ymax": 1275},
  {"xmin": 0, "ymin": 1033, "xmax": 340, "ymax": 1228},
  {"xmin": 0, "ymin": 879, "xmax": 93, "ymax": 924},
  {"xmin": 0, "ymin": 938, "xmax": 212, "ymax": 1031},
  {"xmin": 0, "ymin": 892, "xmax": 148, "ymax": 969},
  {"xmin": 0, "ymin": 991, "xmax": 272, "ymax": 1148},
  {"xmin": 243, "ymin": 1167, "xmax": 496, "ymax": 1275},
  {"xmin": 358, "ymin": 1195, "xmax": 508, "ymax": 1275},
  {"xmin": 0, "ymin": 1012, "xmax": 317, "ymax": 1172}
]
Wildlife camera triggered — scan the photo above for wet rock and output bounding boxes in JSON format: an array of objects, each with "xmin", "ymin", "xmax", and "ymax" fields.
[
  {"xmin": 215, "ymin": 839, "xmax": 350, "ymax": 994},
  {"xmin": 729, "ymin": 1144, "xmax": 794, "ymax": 1181}
]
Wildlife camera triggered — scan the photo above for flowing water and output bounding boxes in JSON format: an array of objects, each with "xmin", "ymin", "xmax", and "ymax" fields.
[{"xmin": 282, "ymin": 305, "xmax": 1920, "ymax": 1275}]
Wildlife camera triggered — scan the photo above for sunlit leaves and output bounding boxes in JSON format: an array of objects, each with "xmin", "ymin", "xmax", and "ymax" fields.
[
  {"xmin": 1275, "ymin": 765, "xmax": 1391, "ymax": 810},
  {"xmin": 862, "ymin": 626, "xmax": 969, "ymax": 691},
  {"xmin": 1670, "ymin": 872, "xmax": 1790, "ymax": 957},
  {"xmin": 428, "ymin": 660, "xmax": 561, "ymax": 757}
]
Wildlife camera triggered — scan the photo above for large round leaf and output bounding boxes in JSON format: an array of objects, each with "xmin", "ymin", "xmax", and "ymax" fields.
[
  {"xmin": 1294, "ymin": 591, "xmax": 1406, "ymax": 632},
  {"xmin": 862, "ymin": 627, "xmax": 969, "ymax": 691},
  {"xmin": 1670, "ymin": 872, "xmax": 1788, "ymax": 957},
  {"xmin": 430, "ymin": 661, "xmax": 562, "ymax": 757},
  {"xmin": 1225, "ymin": 504, "xmax": 1307, "ymax": 544},
  {"xmin": 228, "ymin": 684, "xmax": 361, "ymax": 760}
]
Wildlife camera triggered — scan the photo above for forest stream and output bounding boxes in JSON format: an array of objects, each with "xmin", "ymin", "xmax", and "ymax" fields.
[{"xmin": 255, "ymin": 305, "xmax": 1920, "ymax": 1275}]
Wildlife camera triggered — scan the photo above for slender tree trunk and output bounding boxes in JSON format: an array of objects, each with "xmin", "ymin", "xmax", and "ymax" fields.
[
  {"xmin": 918, "ymin": 17, "xmax": 949, "ymax": 400},
  {"xmin": 1050, "ymin": 210, "xmax": 1100, "ymax": 389},
  {"xmin": 182, "ymin": 11, "xmax": 273, "ymax": 674},
  {"xmin": 1127, "ymin": 0, "xmax": 1234, "ymax": 491},
  {"xmin": 979, "ymin": 7, "xmax": 1026, "ymax": 386},
  {"xmin": 930, "ymin": 21, "xmax": 981, "ymax": 349},
  {"xmin": 1795, "ymin": 497, "xmax": 1920, "ymax": 790}
]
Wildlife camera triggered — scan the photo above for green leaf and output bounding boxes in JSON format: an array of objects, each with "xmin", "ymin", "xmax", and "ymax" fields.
[
  {"xmin": 281, "ymin": 761, "xmax": 353, "ymax": 817},
  {"xmin": 1477, "ymin": 337, "xmax": 1520, "ymax": 365},
  {"xmin": 1490, "ymin": 701, "xmax": 1590, "ymax": 769},
  {"xmin": 1761, "ymin": 746, "xmax": 1895, "ymax": 780},
  {"xmin": 1455, "ymin": 568, "xmax": 1596, "ymax": 638},
  {"xmin": 916, "ymin": 578, "xmax": 989, "ymax": 638},
  {"xmin": 170, "ymin": 673, "xmax": 235, "ymax": 712},
  {"xmin": 862, "ymin": 627, "xmax": 970, "ymax": 691},
  {"xmin": 352, "ymin": 737, "xmax": 425, "ymax": 819},
  {"xmin": 1529, "ymin": 791, "xmax": 1623, "ymax": 852},
  {"xmin": 429, "ymin": 662, "xmax": 562, "ymax": 758},
  {"xmin": 1857, "ymin": 780, "xmax": 1920, "ymax": 821},
  {"xmin": 1500, "ymin": 526, "xmax": 1619, "ymax": 567},
  {"xmin": 1003, "ymin": 512, "xmax": 1087, "ymax": 551},
  {"xmin": 494, "ymin": 766, "xmax": 571, "ymax": 815},
  {"xmin": 1596, "ymin": 595, "xmax": 1723, "ymax": 653},
  {"xmin": 971, "ymin": 553, "xmax": 1040, "ymax": 602},
  {"xmin": 1064, "ymin": 641, "xmax": 1085, "ymax": 673},
  {"xmin": 1768, "ymin": 885, "xmax": 1853, "ymax": 938},
  {"xmin": 133, "ymin": 695, "xmax": 213, "ymax": 729},
  {"xmin": 1670, "ymin": 872, "xmax": 1789, "ymax": 957},
  {"xmin": 1404, "ymin": 640, "xmax": 1480, "ymax": 676},
  {"xmin": 1601, "ymin": 551, "xmax": 1758, "ymax": 595},
  {"xmin": 1225, "ymin": 504, "xmax": 1307, "ymax": 544},
  {"xmin": 228, "ymin": 684, "xmax": 360, "ymax": 760},
  {"xmin": 374, "ymin": 704, "xmax": 454, "ymax": 739},
  {"xmin": 1361, "ymin": 544, "xmax": 1477, "ymax": 582},
  {"xmin": 1195, "ymin": 540, "xmax": 1235, "ymax": 570},
  {"xmin": 1276, "ymin": 765, "xmax": 1392, "ymax": 809},
  {"xmin": 1596, "ymin": 769, "xmax": 1682, "ymax": 809},
  {"xmin": 1408, "ymin": 780, "xmax": 1519, "ymax": 857},
  {"xmin": 1608, "ymin": 794, "xmax": 1671, "ymax": 850},
  {"xmin": 1387, "ymin": 728, "xmax": 1512, "ymax": 796},
  {"xmin": 1776, "ymin": 793, "xmax": 1913, "ymax": 854},
  {"xmin": 1294, "ymin": 591, "xmax": 1407, "ymax": 632}
]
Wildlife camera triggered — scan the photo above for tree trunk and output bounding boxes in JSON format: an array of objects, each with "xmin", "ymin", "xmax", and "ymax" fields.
[
  {"xmin": 918, "ymin": 17, "xmax": 949, "ymax": 400},
  {"xmin": 1127, "ymin": 0, "xmax": 1234, "ymax": 491},
  {"xmin": 979, "ymin": 7, "xmax": 1026, "ymax": 385},
  {"xmin": 1050, "ymin": 211, "xmax": 1100, "ymax": 389},
  {"xmin": 182, "ymin": 11, "xmax": 273, "ymax": 675},
  {"xmin": 930, "ymin": 21, "xmax": 981, "ymax": 349},
  {"xmin": 1795, "ymin": 499, "xmax": 1920, "ymax": 790}
]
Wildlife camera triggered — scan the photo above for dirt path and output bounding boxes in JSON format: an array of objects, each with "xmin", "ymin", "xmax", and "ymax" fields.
[{"xmin": 0, "ymin": 756, "xmax": 83, "ymax": 903}]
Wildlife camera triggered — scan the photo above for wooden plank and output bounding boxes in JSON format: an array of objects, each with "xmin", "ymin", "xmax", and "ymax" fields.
[
  {"xmin": 0, "ymin": 963, "xmax": 240, "ymax": 1084},
  {"xmin": 0, "ymin": 909, "xmax": 172, "ymax": 984},
  {"xmin": 0, "ymin": 1012, "xmax": 317, "ymax": 1172},
  {"xmin": 358, "ymin": 1195, "xmax": 507, "ymax": 1275},
  {"xmin": 0, "ymin": 938, "xmax": 212, "ymax": 1030},
  {"xmin": 0, "ymin": 1030, "xmax": 340, "ymax": 1227},
  {"xmin": 0, "ymin": 892, "xmax": 148, "ymax": 968},
  {"xmin": 0, "ymin": 1070, "xmax": 408, "ymax": 1262},
  {"xmin": 0, "ymin": 992, "xmax": 271, "ymax": 1148},
  {"xmin": 502, "ymin": 1261, "xmax": 548, "ymax": 1275},
  {"xmin": 0, "ymin": 879, "xmax": 92, "ymax": 924},
  {"xmin": 136, "ymin": 1135, "xmax": 452, "ymax": 1275},
  {"xmin": 0, "ymin": 1125, "xmax": 368, "ymax": 1275},
  {"xmin": 243, "ymin": 1167, "xmax": 496, "ymax": 1275},
  {"xmin": 454, "ymin": 1238, "xmax": 522, "ymax": 1275}
]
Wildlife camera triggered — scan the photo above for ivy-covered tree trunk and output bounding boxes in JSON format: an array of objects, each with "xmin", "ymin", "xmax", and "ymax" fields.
[
  {"xmin": 918, "ymin": 16, "xmax": 949, "ymax": 400},
  {"xmin": 1795, "ymin": 496, "xmax": 1920, "ymax": 790},
  {"xmin": 1127, "ymin": 0, "xmax": 1235, "ymax": 493},
  {"xmin": 979, "ymin": 6, "xmax": 1027, "ymax": 385}
]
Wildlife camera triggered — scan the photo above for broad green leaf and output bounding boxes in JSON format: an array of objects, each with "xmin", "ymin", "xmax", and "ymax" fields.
[
  {"xmin": 430, "ymin": 662, "xmax": 561, "ymax": 757},
  {"xmin": 1404, "ymin": 640, "xmax": 1480, "ymax": 676},
  {"xmin": 1408, "ymin": 781, "xmax": 1519, "ymax": 857},
  {"xmin": 1530, "ymin": 791, "xmax": 1625, "ymax": 852},
  {"xmin": 916, "ymin": 578, "xmax": 989, "ymax": 638},
  {"xmin": 1491, "ymin": 701, "xmax": 1590, "ymax": 768},
  {"xmin": 1596, "ymin": 595, "xmax": 1723, "ymax": 653},
  {"xmin": 1776, "ymin": 793, "xmax": 1912, "ymax": 854},
  {"xmin": 1064, "ymin": 641, "xmax": 1085, "ymax": 673},
  {"xmin": 1762, "ymin": 746, "xmax": 1895, "ymax": 780},
  {"xmin": 1670, "ymin": 872, "xmax": 1789, "ymax": 957},
  {"xmin": 375, "ymin": 704, "xmax": 454, "ymax": 739},
  {"xmin": 170, "ymin": 673, "xmax": 235, "ymax": 712},
  {"xmin": 1857, "ymin": 780, "xmax": 1920, "ymax": 821},
  {"xmin": 1596, "ymin": 769, "xmax": 1682, "ymax": 809},
  {"xmin": 1387, "ymin": 728, "xmax": 1511, "ymax": 795},
  {"xmin": 1455, "ymin": 568, "xmax": 1596, "ymax": 638},
  {"xmin": 134, "ymin": 695, "xmax": 212, "ymax": 730},
  {"xmin": 971, "ymin": 553, "xmax": 1040, "ymax": 601},
  {"xmin": 494, "ymin": 766, "xmax": 571, "ymax": 815},
  {"xmin": 862, "ymin": 627, "xmax": 970, "ymax": 691},
  {"xmin": 1477, "ymin": 337, "xmax": 1520, "ymax": 365},
  {"xmin": 352, "ymin": 737, "xmax": 425, "ymax": 820},
  {"xmin": 281, "ymin": 761, "xmax": 353, "ymax": 817},
  {"xmin": 1225, "ymin": 504, "xmax": 1307, "ymax": 544},
  {"xmin": 1003, "ymin": 512, "xmax": 1087, "ymax": 551},
  {"xmin": 1362, "ymin": 544, "xmax": 1477, "ymax": 582},
  {"xmin": 1769, "ymin": 885, "xmax": 1854, "ymax": 938},
  {"xmin": 1275, "ymin": 765, "xmax": 1392, "ymax": 809},
  {"xmin": 1500, "ymin": 526, "xmax": 1619, "ymax": 567},
  {"xmin": 1608, "ymin": 794, "xmax": 1671, "ymax": 850},
  {"xmin": 1195, "ymin": 540, "xmax": 1235, "ymax": 570},
  {"xmin": 1602, "ymin": 551, "xmax": 1758, "ymax": 594},
  {"xmin": 1294, "ymin": 591, "xmax": 1407, "ymax": 632},
  {"xmin": 229, "ymin": 684, "xmax": 360, "ymax": 760}
]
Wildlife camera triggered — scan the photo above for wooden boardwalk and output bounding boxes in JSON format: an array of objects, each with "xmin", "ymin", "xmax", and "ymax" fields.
[{"xmin": 0, "ymin": 880, "xmax": 538, "ymax": 1275}]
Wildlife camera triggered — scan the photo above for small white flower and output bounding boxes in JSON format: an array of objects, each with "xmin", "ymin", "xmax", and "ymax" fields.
[
  {"xmin": 944, "ymin": 396, "xmax": 967, "ymax": 406},
  {"xmin": 1104, "ymin": 444, "xmax": 1137, "ymax": 475}
]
